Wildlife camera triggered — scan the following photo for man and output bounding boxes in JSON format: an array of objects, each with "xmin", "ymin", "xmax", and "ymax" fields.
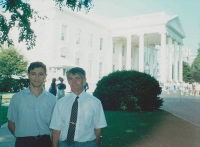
[
  {"xmin": 7, "ymin": 61, "xmax": 57, "ymax": 147},
  {"xmin": 50, "ymin": 67, "xmax": 107, "ymax": 147}
]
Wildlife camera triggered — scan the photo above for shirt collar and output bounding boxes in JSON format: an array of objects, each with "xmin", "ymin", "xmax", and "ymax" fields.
[
  {"xmin": 24, "ymin": 86, "xmax": 48, "ymax": 96},
  {"xmin": 71, "ymin": 90, "xmax": 86, "ymax": 99}
]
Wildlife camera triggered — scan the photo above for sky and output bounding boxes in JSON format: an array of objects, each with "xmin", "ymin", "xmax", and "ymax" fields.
[{"xmin": 92, "ymin": 0, "xmax": 200, "ymax": 54}]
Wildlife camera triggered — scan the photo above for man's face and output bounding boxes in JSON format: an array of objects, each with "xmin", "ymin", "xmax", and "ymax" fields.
[
  {"xmin": 67, "ymin": 73, "xmax": 86, "ymax": 94},
  {"xmin": 28, "ymin": 67, "xmax": 47, "ymax": 88}
]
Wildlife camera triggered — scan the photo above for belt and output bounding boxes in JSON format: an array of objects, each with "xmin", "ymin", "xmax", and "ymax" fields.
[{"xmin": 18, "ymin": 135, "xmax": 50, "ymax": 139}]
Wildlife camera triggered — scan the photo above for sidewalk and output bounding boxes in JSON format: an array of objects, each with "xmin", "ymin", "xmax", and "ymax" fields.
[{"xmin": 0, "ymin": 123, "xmax": 15, "ymax": 147}]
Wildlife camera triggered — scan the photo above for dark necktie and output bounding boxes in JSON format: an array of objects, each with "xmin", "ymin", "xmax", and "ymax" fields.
[{"xmin": 66, "ymin": 96, "xmax": 79, "ymax": 145}]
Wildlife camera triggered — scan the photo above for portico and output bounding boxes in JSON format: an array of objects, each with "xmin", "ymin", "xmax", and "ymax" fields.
[{"xmin": 110, "ymin": 12, "xmax": 185, "ymax": 84}]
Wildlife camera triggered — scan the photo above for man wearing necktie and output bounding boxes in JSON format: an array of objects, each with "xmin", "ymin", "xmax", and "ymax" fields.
[{"xmin": 50, "ymin": 67, "xmax": 107, "ymax": 147}]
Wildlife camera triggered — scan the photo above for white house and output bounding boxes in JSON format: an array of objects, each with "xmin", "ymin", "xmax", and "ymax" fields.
[{"xmin": 15, "ymin": 0, "xmax": 186, "ymax": 92}]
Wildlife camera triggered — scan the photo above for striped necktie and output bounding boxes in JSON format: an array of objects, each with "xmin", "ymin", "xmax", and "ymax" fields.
[{"xmin": 66, "ymin": 96, "xmax": 79, "ymax": 145}]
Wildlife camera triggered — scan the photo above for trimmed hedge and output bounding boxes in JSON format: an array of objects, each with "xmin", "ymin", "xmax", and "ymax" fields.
[{"xmin": 93, "ymin": 70, "xmax": 163, "ymax": 111}]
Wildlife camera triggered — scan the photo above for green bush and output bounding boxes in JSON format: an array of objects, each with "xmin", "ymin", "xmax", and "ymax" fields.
[
  {"xmin": 0, "ymin": 78, "xmax": 29, "ymax": 92},
  {"xmin": 93, "ymin": 70, "xmax": 163, "ymax": 111}
]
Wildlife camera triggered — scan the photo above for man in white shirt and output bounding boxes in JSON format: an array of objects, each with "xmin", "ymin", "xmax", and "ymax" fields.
[{"xmin": 50, "ymin": 67, "xmax": 107, "ymax": 147}]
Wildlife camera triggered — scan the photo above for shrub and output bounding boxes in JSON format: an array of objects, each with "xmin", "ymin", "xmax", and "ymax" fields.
[
  {"xmin": 0, "ymin": 78, "xmax": 29, "ymax": 92},
  {"xmin": 93, "ymin": 70, "xmax": 163, "ymax": 111}
]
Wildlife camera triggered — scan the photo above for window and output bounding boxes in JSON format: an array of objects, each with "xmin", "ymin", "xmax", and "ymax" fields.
[
  {"xmin": 122, "ymin": 46, "xmax": 125, "ymax": 56},
  {"xmin": 76, "ymin": 30, "xmax": 81, "ymax": 44},
  {"xmin": 75, "ymin": 58, "xmax": 80, "ymax": 66},
  {"xmin": 99, "ymin": 62, "xmax": 103, "ymax": 78},
  {"xmin": 113, "ymin": 43, "xmax": 115, "ymax": 54},
  {"xmin": 100, "ymin": 38, "xmax": 103, "ymax": 50},
  {"xmin": 61, "ymin": 25, "xmax": 67, "ymax": 41},
  {"xmin": 88, "ymin": 34, "xmax": 93, "ymax": 48}
]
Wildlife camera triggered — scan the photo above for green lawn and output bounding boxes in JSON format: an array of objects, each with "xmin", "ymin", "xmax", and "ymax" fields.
[
  {"xmin": 0, "ymin": 92, "xmax": 13, "ymax": 125},
  {"xmin": 0, "ymin": 92, "xmax": 14, "ymax": 104},
  {"xmin": 1, "ymin": 106, "xmax": 8, "ymax": 125},
  {"xmin": 101, "ymin": 110, "xmax": 168, "ymax": 147}
]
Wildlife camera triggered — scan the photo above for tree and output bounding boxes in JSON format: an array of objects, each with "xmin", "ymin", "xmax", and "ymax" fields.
[
  {"xmin": 0, "ymin": 0, "xmax": 93, "ymax": 50},
  {"xmin": 0, "ymin": 47, "xmax": 28, "ymax": 78},
  {"xmin": 191, "ymin": 47, "xmax": 200, "ymax": 82},
  {"xmin": 182, "ymin": 61, "xmax": 194, "ymax": 83}
]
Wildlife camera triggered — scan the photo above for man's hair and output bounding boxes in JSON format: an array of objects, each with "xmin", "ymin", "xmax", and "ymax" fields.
[
  {"xmin": 28, "ymin": 61, "xmax": 47, "ymax": 73},
  {"xmin": 66, "ymin": 67, "xmax": 86, "ymax": 79}
]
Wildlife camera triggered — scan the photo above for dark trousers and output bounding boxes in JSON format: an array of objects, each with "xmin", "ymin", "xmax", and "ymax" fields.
[{"xmin": 15, "ymin": 135, "xmax": 52, "ymax": 147}]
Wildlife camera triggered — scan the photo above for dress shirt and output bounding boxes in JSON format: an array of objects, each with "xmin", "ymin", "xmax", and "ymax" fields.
[
  {"xmin": 7, "ymin": 87, "xmax": 57, "ymax": 137},
  {"xmin": 50, "ymin": 91, "xmax": 107, "ymax": 142}
]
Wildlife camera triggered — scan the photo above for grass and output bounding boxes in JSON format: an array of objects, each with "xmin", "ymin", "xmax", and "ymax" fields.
[
  {"xmin": 0, "ymin": 93, "xmax": 169, "ymax": 146},
  {"xmin": 101, "ymin": 110, "xmax": 168, "ymax": 147},
  {"xmin": 0, "ymin": 92, "xmax": 13, "ymax": 125},
  {"xmin": 0, "ymin": 92, "xmax": 14, "ymax": 104},
  {"xmin": 1, "ymin": 106, "xmax": 8, "ymax": 125}
]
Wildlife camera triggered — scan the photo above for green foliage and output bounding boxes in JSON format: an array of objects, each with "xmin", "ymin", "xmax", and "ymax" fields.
[
  {"xmin": 0, "ymin": 47, "xmax": 28, "ymax": 92},
  {"xmin": 0, "ymin": 0, "xmax": 93, "ymax": 50},
  {"xmin": 197, "ymin": 47, "xmax": 200, "ymax": 55},
  {"xmin": 0, "ymin": 47, "xmax": 28, "ymax": 78},
  {"xmin": 191, "ymin": 54, "xmax": 200, "ymax": 82},
  {"xmin": 0, "ymin": 78, "xmax": 29, "ymax": 92},
  {"xmin": 0, "ymin": 0, "xmax": 37, "ymax": 49},
  {"xmin": 183, "ymin": 61, "xmax": 194, "ymax": 83},
  {"xmin": 93, "ymin": 70, "xmax": 163, "ymax": 112}
]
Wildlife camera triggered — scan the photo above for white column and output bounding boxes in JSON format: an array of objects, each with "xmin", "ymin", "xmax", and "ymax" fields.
[
  {"xmin": 138, "ymin": 34, "xmax": 144, "ymax": 72},
  {"xmin": 179, "ymin": 44, "xmax": 183, "ymax": 82},
  {"xmin": 167, "ymin": 36, "xmax": 173, "ymax": 82},
  {"xmin": 135, "ymin": 47, "xmax": 139, "ymax": 70},
  {"xmin": 133, "ymin": 46, "xmax": 138, "ymax": 70},
  {"xmin": 173, "ymin": 40, "xmax": 178, "ymax": 82},
  {"xmin": 149, "ymin": 44, "xmax": 155, "ymax": 76},
  {"xmin": 118, "ymin": 42, "xmax": 122, "ymax": 70},
  {"xmin": 126, "ymin": 35, "xmax": 131, "ymax": 70},
  {"xmin": 160, "ymin": 32, "xmax": 166, "ymax": 83},
  {"xmin": 107, "ymin": 37, "xmax": 113, "ymax": 74}
]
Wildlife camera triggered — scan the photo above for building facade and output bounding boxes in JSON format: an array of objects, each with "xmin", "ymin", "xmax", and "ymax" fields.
[{"xmin": 18, "ymin": 1, "xmax": 186, "ymax": 92}]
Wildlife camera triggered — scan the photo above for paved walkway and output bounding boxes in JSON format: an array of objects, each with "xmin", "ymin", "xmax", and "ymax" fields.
[
  {"xmin": 0, "ymin": 90, "xmax": 200, "ymax": 147},
  {"xmin": 160, "ymin": 90, "xmax": 200, "ymax": 127}
]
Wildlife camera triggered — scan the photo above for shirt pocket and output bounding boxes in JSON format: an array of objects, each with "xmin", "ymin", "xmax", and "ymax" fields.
[{"xmin": 84, "ymin": 111, "xmax": 93, "ymax": 127}]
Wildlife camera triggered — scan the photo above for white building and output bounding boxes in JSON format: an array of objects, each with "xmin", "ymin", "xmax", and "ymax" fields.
[
  {"xmin": 16, "ymin": 1, "xmax": 186, "ymax": 92},
  {"xmin": 182, "ymin": 47, "xmax": 197, "ymax": 66}
]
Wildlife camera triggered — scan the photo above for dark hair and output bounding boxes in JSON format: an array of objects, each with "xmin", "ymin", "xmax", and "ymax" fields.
[
  {"xmin": 28, "ymin": 61, "xmax": 47, "ymax": 73},
  {"xmin": 52, "ymin": 78, "xmax": 56, "ymax": 82},
  {"xmin": 66, "ymin": 67, "xmax": 86, "ymax": 79}
]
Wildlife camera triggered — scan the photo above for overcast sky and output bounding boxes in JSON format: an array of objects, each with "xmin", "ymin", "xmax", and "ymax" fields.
[{"xmin": 92, "ymin": 0, "xmax": 200, "ymax": 54}]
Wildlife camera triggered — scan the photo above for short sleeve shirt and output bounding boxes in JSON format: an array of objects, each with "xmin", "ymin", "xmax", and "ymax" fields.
[
  {"xmin": 7, "ymin": 87, "xmax": 57, "ymax": 137},
  {"xmin": 50, "ymin": 91, "xmax": 107, "ymax": 142}
]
